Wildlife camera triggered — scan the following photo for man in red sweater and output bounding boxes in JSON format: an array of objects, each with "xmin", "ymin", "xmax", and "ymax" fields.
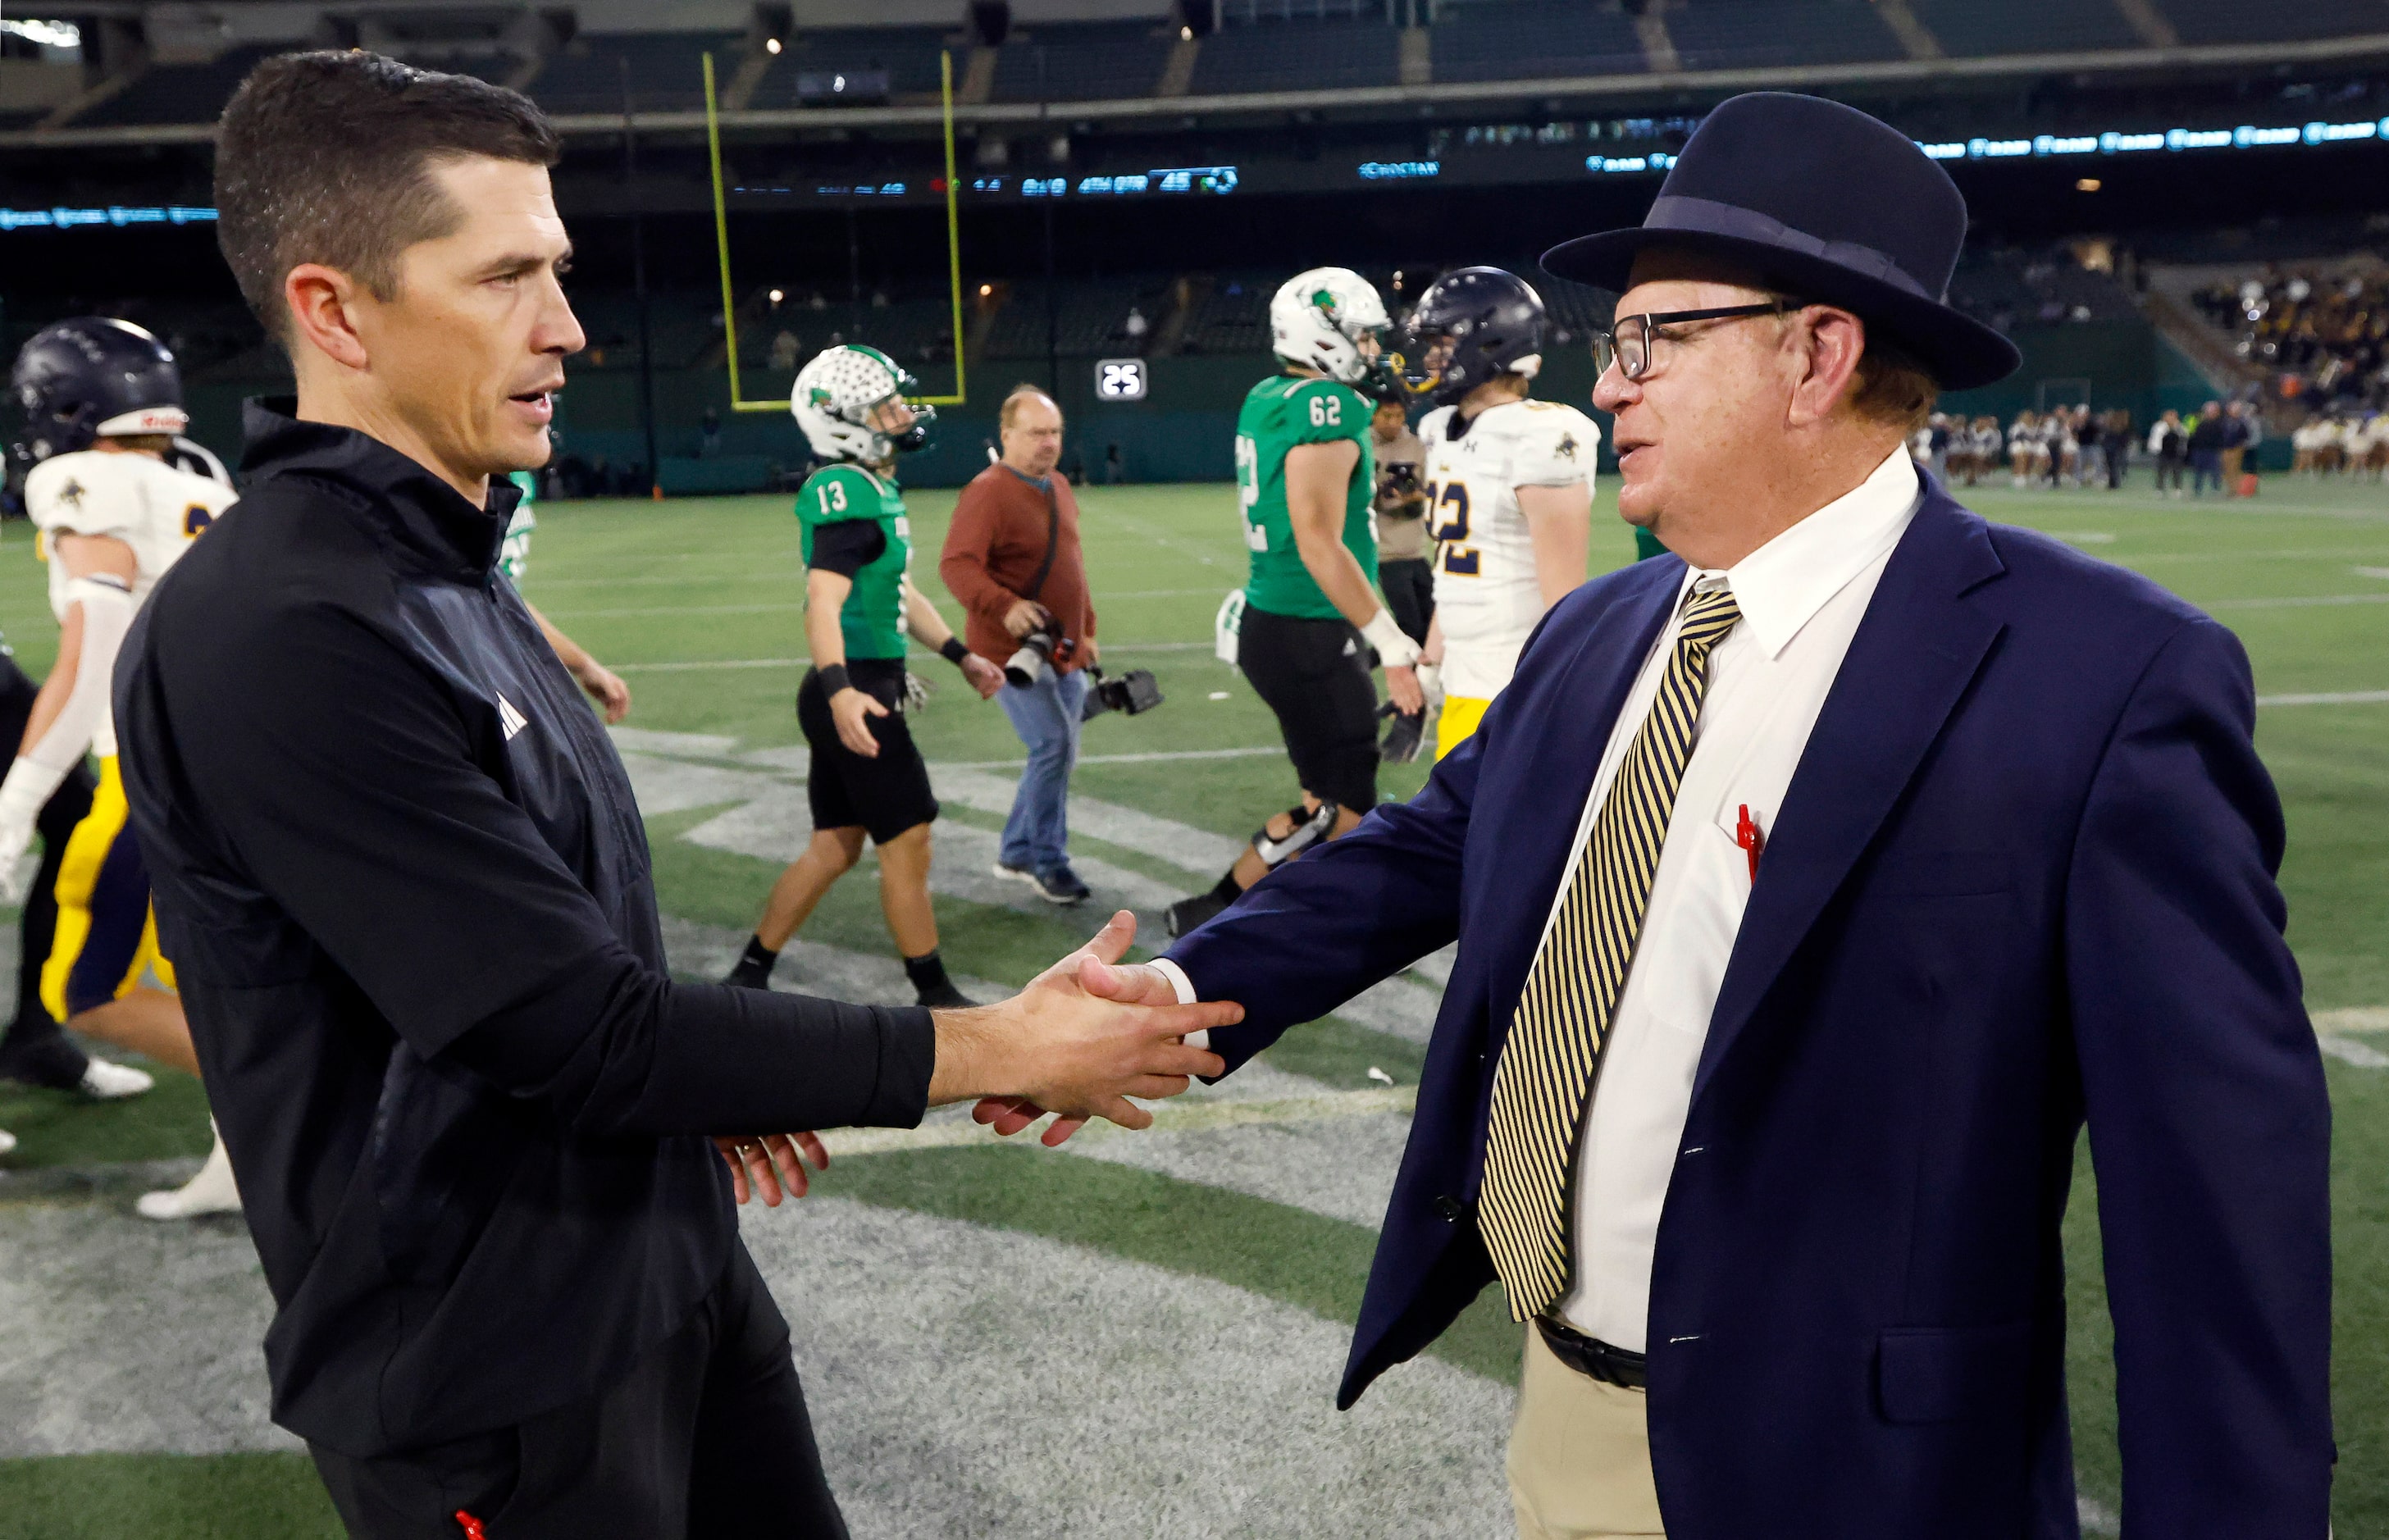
[{"xmin": 939, "ymin": 385, "xmax": 1099, "ymax": 905}]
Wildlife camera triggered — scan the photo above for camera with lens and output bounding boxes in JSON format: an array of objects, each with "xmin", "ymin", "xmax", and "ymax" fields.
[
  {"xmin": 1002, "ymin": 618, "xmax": 1080, "ymax": 688},
  {"xmin": 1082, "ymin": 664, "xmax": 1164, "ymax": 720}
]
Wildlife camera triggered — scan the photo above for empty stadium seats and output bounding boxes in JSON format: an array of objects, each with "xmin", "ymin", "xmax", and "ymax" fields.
[
  {"xmin": 1188, "ymin": 20, "xmax": 1399, "ymax": 95},
  {"xmin": 1431, "ymin": 4, "xmax": 1648, "ymax": 83},
  {"xmin": 992, "ymin": 23, "xmax": 1173, "ymax": 103}
]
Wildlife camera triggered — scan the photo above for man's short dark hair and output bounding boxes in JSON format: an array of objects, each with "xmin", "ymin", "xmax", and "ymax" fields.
[{"xmin": 215, "ymin": 51, "xmax": 560, "ymax": 347}]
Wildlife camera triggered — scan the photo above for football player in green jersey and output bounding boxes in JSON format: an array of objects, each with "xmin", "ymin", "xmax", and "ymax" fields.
[
  {"xmin": 727, "ymin": 346, "xmax": 1004, "ymax": 1007},
  {"xmin": 499, "ymin": 465, "xmax": 631, "ymax": 723},
  {"xmin": 1166, "ymin": 268, "xmax": 1425, "ymax": 939}
]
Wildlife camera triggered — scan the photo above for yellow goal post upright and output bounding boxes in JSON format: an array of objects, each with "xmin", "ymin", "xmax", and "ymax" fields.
[{"xmin": 704, "ymin": 49, "xmax": 969, "ymax": 412}]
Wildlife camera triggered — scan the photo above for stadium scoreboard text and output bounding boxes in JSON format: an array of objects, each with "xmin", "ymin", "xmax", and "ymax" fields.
[{"xmin": 1095, "ymin": 359, "xmax": 1148, "ymax": 402}]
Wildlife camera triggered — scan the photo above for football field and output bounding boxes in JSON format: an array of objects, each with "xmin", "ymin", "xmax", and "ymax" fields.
[{"xmin": 2, "ymin": 472, "xmax": 2387, "ymax": 1536}]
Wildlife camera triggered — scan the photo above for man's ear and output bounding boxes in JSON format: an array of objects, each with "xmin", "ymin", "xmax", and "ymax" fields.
[
  {"xmin": 284, "ymin": 263, "xmax": 373, "ymax": 374},
  {"xmin": 1786, "ymin": 306, "xmax": 1867, "ymax": 429}
]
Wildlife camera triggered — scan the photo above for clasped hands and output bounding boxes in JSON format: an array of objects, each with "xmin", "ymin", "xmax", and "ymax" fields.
[{"xmin": 716, "ymin": 911, "xmax": 1235, "ymax": 1205}]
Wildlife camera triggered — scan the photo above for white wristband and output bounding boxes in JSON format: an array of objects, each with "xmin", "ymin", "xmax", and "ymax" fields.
[
  {"xmin": 0, "ymin": 756, "xmax": 66, "ymax": 832},
  {"xmin": 1358, "ymin": 607, "xmax": 1422, "ymax": 671}
]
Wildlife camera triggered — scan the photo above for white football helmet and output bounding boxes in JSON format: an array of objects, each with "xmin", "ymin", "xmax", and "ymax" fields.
[
  {"xmin": 1270, "ymin": 267, "xmax": 1390, "ymax": 385},
  {"xmin": 791, "ymin": 344, "xmax": 933, "ymax": 462}
]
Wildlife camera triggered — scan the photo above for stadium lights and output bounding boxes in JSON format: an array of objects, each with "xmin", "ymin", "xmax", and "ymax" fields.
[
  {"xmin": 0, "ymin": 205, "xmax": 215, "ymax": 230},
  {"xmin": 768, "ymin": 288, "xmax": 785, "ymax": 304},
  {"xmin": 1914, "ymin": 118, "xmax": 2386, "ymax": 163},
  {"xmin": 2077, "ymin": 178, "xmax": 2101, "ymax": 192},
  {"xmin": 766, "ymin": 37, "xmax": 782, "ymax": 54},
  {"xmin": 0, "ymin": 17, "xmax": 79, "ymax": 48}
]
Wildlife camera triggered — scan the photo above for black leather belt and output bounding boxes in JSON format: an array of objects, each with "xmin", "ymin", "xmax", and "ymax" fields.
[{"xmin": 1536, "ymin": 1316, "xmax": 1648, "ymax": 1391}]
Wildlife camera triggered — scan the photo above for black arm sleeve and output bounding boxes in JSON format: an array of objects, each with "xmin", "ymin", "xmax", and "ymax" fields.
[
  {"xmin": 162, "ymin": 597, "xmax": 932, "ymax": 1137},
  {"xmin": 809, "ymin": 519, "xmax": 887, "ymax": 577}
]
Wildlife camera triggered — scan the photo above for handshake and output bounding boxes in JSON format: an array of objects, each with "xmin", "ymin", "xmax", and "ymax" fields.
[{"xmin": 717, "ymin": 911, "xmax": 1237, "ymax": 1204}]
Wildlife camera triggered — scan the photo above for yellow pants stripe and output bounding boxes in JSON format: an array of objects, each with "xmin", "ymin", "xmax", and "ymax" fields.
[
  {"xmin": 1436, "ymin": 695, "xmax": 1494, "ymax": 761},
  {"xmin": 40, "ymin": 756, "xmax": 171, "ymax": 1023}
]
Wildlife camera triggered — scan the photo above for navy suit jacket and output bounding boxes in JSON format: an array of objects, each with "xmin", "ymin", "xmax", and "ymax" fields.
[{"xmin": 1164, "ymin": 480, "xmax": 2332, "ymax": 1537}]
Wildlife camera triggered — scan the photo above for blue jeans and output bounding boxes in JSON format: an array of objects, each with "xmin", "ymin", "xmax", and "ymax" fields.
[{"xmin": 997, "ymin": 667, "xmax": 1087, "ymax": 875}]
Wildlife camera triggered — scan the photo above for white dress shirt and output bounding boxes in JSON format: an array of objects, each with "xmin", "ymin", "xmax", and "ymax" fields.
[
  {"xmin": 1551, "ymin": 447, "xmax": 1920, "ymax": 1350},
  {"xmin": 1155, "ymin": 449, "xmax": 1922, "ymax": 1352}
]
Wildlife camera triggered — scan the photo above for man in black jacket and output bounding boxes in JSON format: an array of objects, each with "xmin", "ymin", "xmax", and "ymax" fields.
[{"xmin": 115, "ymin": 52, "xmax": 1233, "ymax": 1540}]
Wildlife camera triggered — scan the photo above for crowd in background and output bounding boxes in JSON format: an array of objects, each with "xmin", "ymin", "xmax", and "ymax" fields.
[
  {"xmin": 1912, "ymin": 404, "xmax": 2139, "ymax": 492},
  {"xmin": 2193, "ymin": 267, "xmax": 2389, "ymax": 412}
]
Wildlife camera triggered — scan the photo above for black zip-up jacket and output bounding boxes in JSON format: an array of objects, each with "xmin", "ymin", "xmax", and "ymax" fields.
[{"xmin": 116, "ymin": 403, "xmax": 933, "ymax": 1457}]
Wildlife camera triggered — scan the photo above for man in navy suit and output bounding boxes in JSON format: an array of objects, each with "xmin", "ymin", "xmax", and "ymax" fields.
[{"xmin": 983, "ymin": 93, "xmax": 2332, "ymax": 1537}]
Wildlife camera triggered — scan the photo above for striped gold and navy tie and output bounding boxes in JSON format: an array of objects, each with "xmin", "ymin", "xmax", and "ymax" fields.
[{"xmin": 1477, "ymin": 582, "xmax": 1744, "ymax": 1320}]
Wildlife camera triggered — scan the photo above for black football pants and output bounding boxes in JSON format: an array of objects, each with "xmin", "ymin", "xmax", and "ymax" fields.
[
  {"xmin": 310, "ymin": 1245, "xmax": 849, "ymax": 1539},
  {"xmin": 0, "ymin": 654, "xmax": 97, "ymax": 1089}
]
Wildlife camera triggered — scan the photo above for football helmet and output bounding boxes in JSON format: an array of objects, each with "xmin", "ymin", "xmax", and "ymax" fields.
[
  {"xmin": 1270, "ymin": 268, "xmax": 1390, "ymax": 385},
  {"xmin": 791, "ymin": 344, "xmax": 934, "ymax": 463},
  {"xmin": 11, "ymin": 317, "xmax": 187, "ymax": 463},
  {"xmin": 1399, "ymin": 267, "xmax": 1548, "ymax": 407}
]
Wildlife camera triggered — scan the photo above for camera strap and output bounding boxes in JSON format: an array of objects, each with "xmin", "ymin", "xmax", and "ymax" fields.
[{"xmin": 1021, "ymin": 481, "xmax": 1061, "ymax": 604}]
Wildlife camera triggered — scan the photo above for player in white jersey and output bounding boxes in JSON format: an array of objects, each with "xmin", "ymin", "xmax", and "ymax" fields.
[
  {"xmin": 0, "ymin": 318, "xmax": 239, "ymax": 1216},
  {"xmin": 499, "ymin": 467, "xmax": 631, "ymax": 722},
  {"xmin": 1399, "ymin": 267, "xmax": 1596, "ymax": 759}
]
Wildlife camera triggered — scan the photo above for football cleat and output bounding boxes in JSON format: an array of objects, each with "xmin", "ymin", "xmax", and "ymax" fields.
[
  {"xmin": 1166, "ymin": 891, "xmax": 1230, "ymax": 940},
  {"xmin": 137, "ymin": 1123, "xmax": 241, "ymax": 1221},
  {"xmin": 80, "ymin": 1059, "xmax": 155, "ymax": 1100}
]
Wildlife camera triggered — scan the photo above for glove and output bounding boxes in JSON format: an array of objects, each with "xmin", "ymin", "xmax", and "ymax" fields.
[{"xmin": 0, "ymin": 813, "xmax": 36, "ymax": 906}]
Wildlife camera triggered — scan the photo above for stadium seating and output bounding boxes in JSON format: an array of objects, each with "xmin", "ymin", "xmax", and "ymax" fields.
[
  {"xmin": 981, "ymin": 279, "xmax": 1164, "ymax": 358},
  {"xmin": 75, "ymin": 43, "xmax": 288, "ymax": 128},
  {"xmin": 1178, "ymin": 273, "xmax": 1275, "ymax": 354},
  {"xmin": 1908, "ymin": 0, "xmax": 2143, "ymax": 56},
  {"xmin": 530, "ymin": 31, "xmax": 745, "ymax": 116},
  {"xmin": 992, "ymin": 23, "xmax": 1174, "ymax": 103},
  {"xmin": 2159, "ymin": 0, "xmax": 2389, "ymax": 47},
  {"xmin": 1188, "ymin": 20, "xmax": 1400, "ymax": 95},
  {"xmin": 1430, "ymin": 3, "xmax": 1648, "ymax": 83},
  {"xmin": 1662, "ymin": 0, "xmax": 1908, "ymax": 72},
  {"xmin": 2182, "ymin": 265, "xmax": 2389, "ymax": 408},
  {"xmin": 760, "ymin": 28, "xmax": 957, "ymax": 105}
]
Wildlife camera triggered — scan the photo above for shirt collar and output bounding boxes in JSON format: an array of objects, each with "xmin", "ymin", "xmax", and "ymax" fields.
[
  {"xmin": 1002, "ymin": 463, "xmax": 1051, "ymax": 492},
  {"xmin": 1680, "ymin": 446, "xmax": 1922, "ymax": 658},
  {"xmin": 239, "ymin": 397, "xmax": 514, "ymax": 581}
]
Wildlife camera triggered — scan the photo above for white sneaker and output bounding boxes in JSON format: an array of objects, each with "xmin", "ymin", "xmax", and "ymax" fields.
[
  {"xmin": 137, "ymin": 1123, "xmax": 240, "ymax": 1220},
  {"xmin": 79, "ymin": 1059, "xmax": 154, "ymax": 1100},
  {"xmin": 991, "ymin": 861, "xmax": 1037, "ymax": 886},
  {"xmin": 0, "ymin": 1127, "xmax": 15, "ymax": 1156}
]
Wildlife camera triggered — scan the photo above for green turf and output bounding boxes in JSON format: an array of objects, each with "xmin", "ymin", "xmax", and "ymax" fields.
[
  {"xmin": 811, "ymin": 1141, "xmax": 1525, "ymax": 1384},
  {"xmin": 0, "ymin": 1453, "xmax": 339, "ymax": 1540},
  {"xmin": 6, "ymin": 473, "xmax": 2389, "ymax": 1529}
]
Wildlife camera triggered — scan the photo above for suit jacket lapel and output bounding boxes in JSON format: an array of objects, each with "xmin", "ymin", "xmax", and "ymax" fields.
[{"xmin": 1691, "ymin": 491, "xmax": 2008, "ymax": 1107}]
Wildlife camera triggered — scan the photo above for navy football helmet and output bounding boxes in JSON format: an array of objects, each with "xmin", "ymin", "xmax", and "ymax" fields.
[
  {"xmin": 10, "ymin": 317, "xmax": 188, "ymax": 464},
  {"xmin": 1398, "ymin": 267, "xmax": 1549, "ymax": 407}
]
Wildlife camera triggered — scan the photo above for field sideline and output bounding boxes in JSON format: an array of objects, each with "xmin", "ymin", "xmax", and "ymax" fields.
[{"xmin": 2, "ymin": 473, "xmax": 2387, "ymax": 1536}]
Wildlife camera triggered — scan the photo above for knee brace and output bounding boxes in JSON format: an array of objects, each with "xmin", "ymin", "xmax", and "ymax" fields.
[{"xmin": 1252, "ymin": 801, "xmax": 1339, "ymax": 870}]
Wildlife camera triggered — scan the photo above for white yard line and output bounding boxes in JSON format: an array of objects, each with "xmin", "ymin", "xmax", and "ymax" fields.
[
  {"xmin": 821, "ymin": 1086, "xmax": 1416, "ymax": 1158},
  {"xmin": 2207, "ymin": 592, "xmax": 2389, "ymax": 610},
  {"xmin": 2256, "ymin": 690, "xmax": 2389, "ymax": 707}
]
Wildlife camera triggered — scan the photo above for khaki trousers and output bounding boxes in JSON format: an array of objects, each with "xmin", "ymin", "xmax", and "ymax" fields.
[{"xmin": 1507, "ymin": 1327, "xmax": 1666, "ymax": 1539}]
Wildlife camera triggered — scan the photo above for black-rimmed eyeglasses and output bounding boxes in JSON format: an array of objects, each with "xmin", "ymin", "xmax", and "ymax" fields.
[{"xmin": 1589, "ymin": 299, "xmax": 1811, "ymax": 382}]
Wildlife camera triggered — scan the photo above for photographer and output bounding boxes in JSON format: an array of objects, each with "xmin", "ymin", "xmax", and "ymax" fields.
[
  {"xmin": 941, "ymin": 385, "xmax": 1100, "ymax": 906},
  {"xmin": 1368, "ymin": 399, "xmax": 1432, "ymax": 645}
]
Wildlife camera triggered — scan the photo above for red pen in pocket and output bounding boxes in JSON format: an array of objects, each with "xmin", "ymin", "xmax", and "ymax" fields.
[
  {"xmin": 455, "ymin": 1513, "xmax": 490, "ymax": 1540},
  {"xmin": 1735, "ymin": 804, "xmax": 1765, "ymax": 883}
]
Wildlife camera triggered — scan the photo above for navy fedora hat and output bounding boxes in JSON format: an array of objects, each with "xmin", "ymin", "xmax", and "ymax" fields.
[{"xmin": 1543, "ymin": 92, "xmax": 2022, "ymax": 390}]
